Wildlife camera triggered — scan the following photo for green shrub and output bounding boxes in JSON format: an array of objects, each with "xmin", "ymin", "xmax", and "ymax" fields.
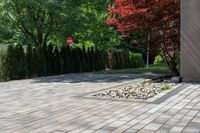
[
  {"xmin": 129, "ymin": 52, "xmax": 145, "ymax": 68},
  {"xmin": 35, "ymin": 45, "xmax": 47, "ymax": 76},
  {"xmin": 26, "ymin": 45, "xmax": 34, "ymax": 77},
  {"xmin": 31, "ymin": 47, "xmax": 39, "ymax": 76},
  {"xmin": 81, "ymin": 46, "xmax": 89, "ymax": 72},
  {"xmin": 52, "ymin": 46, "xmax": 61, "ymax": 75},
  {"xmin": 120, "ymin": 51, "xmax": 127, "ymax": 69},
  {"xmin": 6, "ymin": 44, "xmax": 28, "ymax": 80},
  {"xmin": 5, "ymin": 45, "xmax": 15, "ymax": 79},
  {"xmin": 84, "ymin": 48, "xmax": 90, "ymax": 72},
  {"xmin": 95, "ymin": 48, "xmax": 105, "ymax": 71},
  {"xmin": 46, "ymin": 44, "xmax": 54, "ymax": 75},
  {"xmin": 68, "ymin": 46, "xmax": 75, "ymax": 72},
  {"xmin": 154, "ymin": 55, "xmax": 164, "ymax": 64},
  {"xmin": 60, "ymin": 46, "xmax": 69, "ymax": 73},
  {"xmin": 134, "ymin": 53, "xmax": 145, "ymax": 68},
  {"xmin": 0, "ymin": 50, "xmax": 10, "ymax": 81},
  {"xmin": 88, "ymin": 47, "xmax": 95, "ymax": 72},
  {"xmin": 161, "ymin": 84, "xmax": 171, "ymax": 91},
  {"xmin": 15, "ymin": 44, "xmax": 28, "ymax": 79},
  {"xmin": 124, "ymin": 51, "xmax": 131, "ymax": 68}
]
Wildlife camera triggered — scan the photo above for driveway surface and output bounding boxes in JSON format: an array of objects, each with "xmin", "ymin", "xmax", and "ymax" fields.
[{"xmin": 0, "ymin": 74, "xmax": 200, "ymax": 133}]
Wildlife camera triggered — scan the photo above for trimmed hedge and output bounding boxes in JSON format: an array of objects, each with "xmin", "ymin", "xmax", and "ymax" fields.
[{"xmin": 0, "ymin": 44, "xmax": 145, "ymax": 81}]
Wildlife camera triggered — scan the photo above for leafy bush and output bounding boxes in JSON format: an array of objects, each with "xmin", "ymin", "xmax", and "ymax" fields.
[
  {"xmin": 134, "ymin": 53, "xmax": 145, "ymax": 68},
  {"xmin": 129, "ymin": 52, "xmax": 145, "ymax": 68},
  {"xmin": 154, "ymin": 55, "xmax": 164, "ymax": 64}
]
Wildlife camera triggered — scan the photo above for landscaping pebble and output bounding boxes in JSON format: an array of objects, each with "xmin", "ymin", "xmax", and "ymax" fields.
[{"xmin": 93, "ymin": 80, "xmax": 175, "ymax": 100}]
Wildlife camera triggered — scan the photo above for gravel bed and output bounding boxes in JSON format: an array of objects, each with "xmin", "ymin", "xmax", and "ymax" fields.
[{"xmin": 93, "ymin": 80, "xmax": 175, "ymax": 100}]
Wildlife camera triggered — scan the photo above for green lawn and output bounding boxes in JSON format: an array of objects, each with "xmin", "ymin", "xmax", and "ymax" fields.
[{"xmin": 98, "ymin": 64, "xmax": 171, "ymax": 74}]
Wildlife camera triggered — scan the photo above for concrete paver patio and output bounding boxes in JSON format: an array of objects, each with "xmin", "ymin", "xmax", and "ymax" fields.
[{"xmin": 0, "ymin": 74, "xmax": 200, "ymax": 133}]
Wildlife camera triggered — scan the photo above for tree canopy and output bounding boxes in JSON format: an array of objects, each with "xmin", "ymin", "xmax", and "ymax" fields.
[
  {"xmin": 106, "ymin": 0, "xmax": 180, "ymax": 75},
  {"xmin": 0, "ymin": 0, "xmax": 120, "ymax": 50},
  {"xmin": 0, "ymin": 0, "xmax": 84, "ymax": 46}
]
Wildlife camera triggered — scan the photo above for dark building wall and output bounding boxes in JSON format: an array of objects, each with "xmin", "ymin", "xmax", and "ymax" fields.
[{"xmin": 181, "ymin": 0, "xmax": 200, "ymax": 81}]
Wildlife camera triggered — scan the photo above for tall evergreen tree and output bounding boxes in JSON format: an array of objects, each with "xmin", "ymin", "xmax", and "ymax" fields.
[
  {"xmin": 46, "ymin": 44, "xmax": 54, "ymax": 75},
  {"xmin": 68, "ymin": 46, "xmax": 74, "ymax": 73},
  {"xmin": 35, "ymin": 45, "xmax": 47, "ymax": 76},
  {"xmin": 89, "ymin": 47, "xmax": 95, "ymax": 72},
  {"xmin": 26, "ymin": 45, "xmax": 34, "ymax": 77},
  {"xmin": 53, "ymin": 46, "xmax": 61, "ymax": 75},
  {"xmin": 13, "ymin": 44, "xmax": 28, "ymax": 79}
]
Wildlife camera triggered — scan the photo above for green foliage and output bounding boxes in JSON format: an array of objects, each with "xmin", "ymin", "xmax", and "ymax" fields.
[
  {"xmin": 72, "ymin": 48, "xmax": 80, "ymax": 72},
  {"xmin": 0, "ymin": 0, "xmax": 83, "ymax": 45},
  {"xmin": 46, "ymin": 44, "xmax": 54, "ymax": 75},
  {"xmin": 88, "ymin": 47, "xmax": 95, "ymax": 71},
  {"xmin": 52, "ymin": 46, "xmax": 61, "ymax": 75},
  {"xmin": 104, "ymin": 50, "xmax": 144, "ymax": 70},
  {"xmin": 60, "ymin": 45, "xmax": 70, "ymax": 73},
  {"xmin": 154, "ymin": 55, "xmax": 164, "ymax": 65},
  {"xmin": 26, "ymin": 44, "xmax": 47, "ymax": 77},
  {"xmin": 0, "ymin": 50, "xmax": 10, "ymax": 80},
  {"xmin": 26, "ymin": 45, "xmax": 34, "ymax": 77},
  {"xmin": 36, "ymin": 45, "xmax": 47, "ymax": 76},
  {"xmin": 176, "ymin": 62, "xmax": 180, "ymax": 74},
  {"xmin": 0, "ymin": 43, "xmax": 145, "ymax": 81},
  {"xmin": 74, "ymin": 0, "xmax": 120, "ymax": 50},
  {"xmin": 121, "ymin": 33, "xmax": 146, "ymax": 53},
  {"xmin": 134, "ymin": 53, "xmax": 145, "ymax": 68},
  {"xmin": 80, "ymin": 46, "xmax": 89, "ymax": 72},
  {"xmin": 4, "ymin": 44, "xmax": 28, "ymax": 80},
  {"xmin": 161, "ymin": 84, "xmax": 171, "ymax": 91},
  {"xmin": 14, "ymin": 44, "xmax": 28, "ymax": 79},
  {"xmin": 129, "ymin": 52, "xmax": 145, "ymax": 68},
  {"xmin": 98, "ymin": 64, "xmax": 170, "ymax": 74},
  {"xmin": 0, "ymin": 0, "xmax": 120, "ymax": 50}
]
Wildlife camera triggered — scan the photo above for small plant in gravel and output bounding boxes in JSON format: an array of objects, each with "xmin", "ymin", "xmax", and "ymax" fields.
[{"xmin": 161, "ymin": 84, "xmax": 171, "ymax": 91}]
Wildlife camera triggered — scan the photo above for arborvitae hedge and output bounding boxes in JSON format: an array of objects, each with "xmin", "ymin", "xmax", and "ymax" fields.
[
  {"xmin": 60, "ymin": 46, "xmax": 68, "ymax": 73},
  {"xmin": 26, "ymin": 45, "xmax": 34, "ymax": 77},
  {"xmin": 46, "ymin": 44, "xmax": 54, "ymax": 75},
  {"xmin": 36, "ymin": 45, "xmax": 47, "ymax": 76},
  {"xmin": 0, "ymin": 45, "xmax": 28, "ymax": 80},
  {"xmin": 0, "ymin": 50, "xmax": 9, "ymax": 81},
  {"xmin": 52, "ymin": 46, "xmax": 61, "ymax": 75},
  {"xmin": 0, "ymin": 44, "xmax": 145, "ymax": 81}
]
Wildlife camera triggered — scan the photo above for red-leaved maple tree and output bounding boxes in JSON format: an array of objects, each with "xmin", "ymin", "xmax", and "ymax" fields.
[{"xmin": 106, "ymin": 0, "xmax": 180, "ymax": 75}]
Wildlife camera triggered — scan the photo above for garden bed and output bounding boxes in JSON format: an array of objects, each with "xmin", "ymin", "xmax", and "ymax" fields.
[{"xmin": 92, "ymin": 77, "xmax": 176, "ymax": 100}]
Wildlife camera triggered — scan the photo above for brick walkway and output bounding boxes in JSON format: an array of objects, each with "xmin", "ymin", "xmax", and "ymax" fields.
[{"xmin": 0, "ymin": 74, "xmax": 199, "ymax": 133}]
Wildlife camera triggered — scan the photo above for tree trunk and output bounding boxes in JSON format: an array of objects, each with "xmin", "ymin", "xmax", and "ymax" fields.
[
  {"xmin": 168, "ymin": 60, "xmax": 179, "ymax": 76},
  {"xmin": 161, "ymin": 43, "xmax": 179, "ymax": 76}
]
